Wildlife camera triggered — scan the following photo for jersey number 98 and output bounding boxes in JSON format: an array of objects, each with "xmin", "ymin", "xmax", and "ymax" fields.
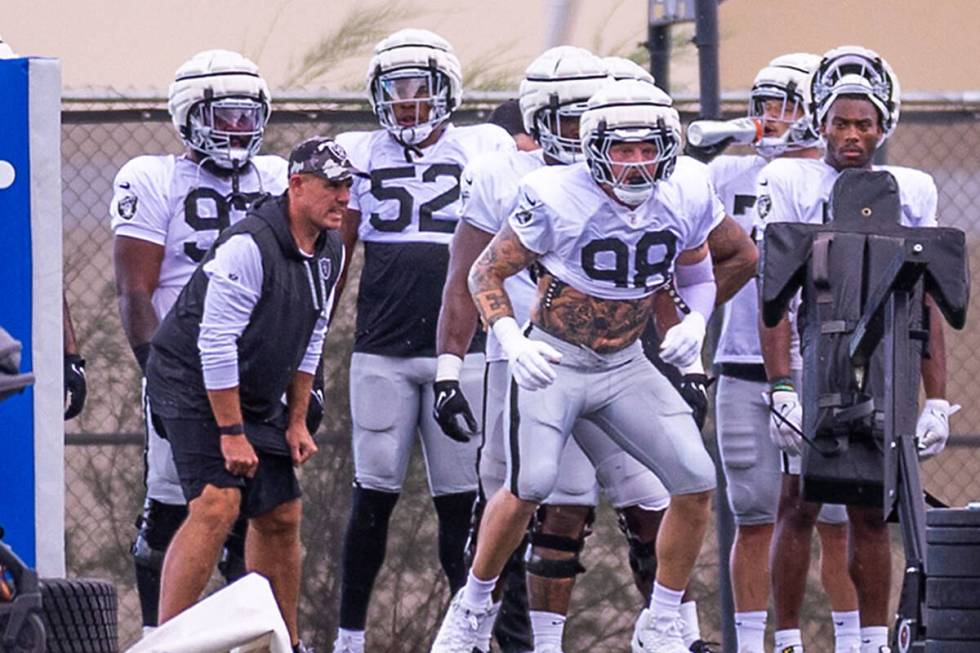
[{"xmin": 581, "ymin": 231, "xmax": 678, "ymax": 289}]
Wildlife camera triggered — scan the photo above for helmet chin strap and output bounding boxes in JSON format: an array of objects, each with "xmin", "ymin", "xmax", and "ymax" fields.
[{"xmin": 612, "ymin": 185, "xmax": 653, "ymax": 207}]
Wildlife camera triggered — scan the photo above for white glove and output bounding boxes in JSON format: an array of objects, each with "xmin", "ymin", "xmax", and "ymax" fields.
[
  {"xmin": 916, "ymin": 398, "xmax": 960, "ymax": 459},
  {"xmin": 768, "ymin": 389, "xmax": 803, "ymax": 455},
  {"xmin": 492, "ymin": 317, "xmax": 563, "ymax": 391},
  {"xmin": 659, "ymin": 311, "xmax": 706, "ymax": 369}
]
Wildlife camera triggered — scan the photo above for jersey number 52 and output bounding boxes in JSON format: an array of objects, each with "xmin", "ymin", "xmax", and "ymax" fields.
[{"xmin": 368, "ymin": 164, "xmax": 462, "ymax": 233}]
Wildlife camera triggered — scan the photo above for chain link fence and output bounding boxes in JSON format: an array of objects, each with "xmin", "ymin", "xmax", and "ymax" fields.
[{"xmin": 61, "ymin": 94, "xmax": 980, "ymax": 651}]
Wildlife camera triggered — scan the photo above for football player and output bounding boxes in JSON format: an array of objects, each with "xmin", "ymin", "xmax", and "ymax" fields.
[
  {"xmin": 707, "ymin": 54, "xmax": 860, "ymax": 653},
  {"xmin": 331, "ymin": 29, "xmax": 515, "ymax": 653},
  {"xmin": 435, "ymin": 47, "xmax": 752, "ymax": 653},
  {"xmin": 110, "ymin": 49, "xmax": 288, "ymax": 636},
  {"xmin": 431, "ymin": 79, "xmax": 721, "ymax": 653},
  {"xmin": 757, "ymin": 46, "xmax": 953, "ymax": 653}
]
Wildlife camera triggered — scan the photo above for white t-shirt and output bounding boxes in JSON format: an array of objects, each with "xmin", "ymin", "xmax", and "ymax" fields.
[
  {"xmin": 198, "ymin": 234, "xmax": 338, "ymax": 390},
  {"xmin": 459, "ymin": 148, "xmax": 545, "ymax": 361},
  {"xmin": 510, "ymin": 157, "xmax": 725, "ymax": 301},
  {"xmin": 109, "ymin": 154, "xmax": 288, "ymax": 319}
]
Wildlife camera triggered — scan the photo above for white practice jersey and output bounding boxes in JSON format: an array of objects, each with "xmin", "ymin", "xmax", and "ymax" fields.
[
  {"xmin": 755, "ymin": 158, "xmax": 937, "ymax": 229},
  {"xmin": 460, "ymin": 148, "xmax": 546, "ymax": 362},
  {"xmin": 110, "ymin": 154, "xmax": 288, "ymax": 319},
  {"xmin": 754, "ymin": 156, "xmax": 938, "ymax": 362},
  {"xmin": 510, "ymin": 157, "xmax": 724, "ymax": 301},
  {"xmin": 335, "ymin": 123, "xmax": 514, "ymax": 357},
  {"xmin": 338, "ymin": 123, "xmax": 515, "ymax": 245},
  {"xmin": 710, "ymin": 154, "xmax": 801, "ymax": 369}
]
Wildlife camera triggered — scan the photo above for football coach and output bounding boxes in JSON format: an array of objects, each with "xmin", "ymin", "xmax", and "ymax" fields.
[{"xmin": 144, "ymin": 137, "xmax": 353, "ymax": 651}]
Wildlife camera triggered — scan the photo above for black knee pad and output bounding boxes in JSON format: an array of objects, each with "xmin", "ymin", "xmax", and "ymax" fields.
[
  {"xmin": 616, "ymin": 509, "xmax": 658, "ymax": 586},
  {"xmin": 218, "ymin": 517, "xmax": 248, "ymax": 583},
  {"xmin": 524, "ymin": 506, "xmax": 594, "ymax": 579}
]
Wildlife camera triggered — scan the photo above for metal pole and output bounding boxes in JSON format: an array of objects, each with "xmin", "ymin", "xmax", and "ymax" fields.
[
  {"xmin": 648, "ymin": 23, "xmax": 671, "ymax": 92},
  {"xmin": 693, "ymin": 3, "xmax": 734, "ymax": 649},
  {"xmin": 694, "ymin": 0, "xmax": 720, "ymax": 118}
]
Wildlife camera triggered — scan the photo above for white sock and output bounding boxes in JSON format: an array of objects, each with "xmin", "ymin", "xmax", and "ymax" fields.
[
  {"xmin": 461, "ymin": 570, "xmax": 498, "ymax": 611},
  {"xmin": 529, "ymin": 610, "xmax": 565, "ymax": 648},
  {"xmin": 734, "ymin": 610, "xmax": 766, "ymax": 653},
  {"xmin": 774, "ymin": 628, "xmax": 803, "ymax": 652},
  {"xmin": 337, "ymin": 629, "xmax": 365, "ymax": 651},
  {"xmin": 860, "ymin": 626, "xmax": 889, "ymax": 653},
  {"xmin": 649, "ymin": 581, "xmax": 684, "ymax": 624},
  {"xmin": 678, "ymin": 601, "xmax": 701, "ymax": 647},
  {"xmin": 832, "ymin": 610, "xmax": 861, "ymax": 652}
]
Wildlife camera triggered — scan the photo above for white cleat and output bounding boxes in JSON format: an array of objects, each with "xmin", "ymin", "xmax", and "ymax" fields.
[
  {"xmin": 630, "ymin": 608, "xmax": 689, "ymax": 653},
  {"xmin": 472, "ymin": 601, "xmax": 500, "ymax": 653},
  {"xmin": 533, "ymin": 645, "xmax": 565, "ymax": 653},
  {"xmin": 431, "ymin": 590, "xmax": 495, "ymax": 653}
]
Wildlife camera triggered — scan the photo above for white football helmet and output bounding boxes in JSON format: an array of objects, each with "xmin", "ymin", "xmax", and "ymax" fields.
[
  {"xmin": 603, "ymin": 56, "xmax": 655, "ymax": 85},
  {"xmin": 808, "ymin": 45, "xmax": 901, "ymax": 140},
  {"xmin": 750, "ymin": 52, "xmax": 821, "ymax": 157},
  {"xmin": 580, "ymin": 80, "xmax": 680, "ymax": 206},
  {"xmin": 519, "ymin": 46, "xmax": 612, "ymax": 164},
  {"xmin": 367, "ymin": 28, "xmax": 462, "ymax": 146},
  {"xmin": 168, "ymin": 49, "xmax": 271, "ymax": 170}
]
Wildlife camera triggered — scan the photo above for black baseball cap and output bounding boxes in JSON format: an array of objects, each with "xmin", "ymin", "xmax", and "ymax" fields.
[{"xmin": 288, "ymin": 137, "xmax": 356, "ymax": 182}]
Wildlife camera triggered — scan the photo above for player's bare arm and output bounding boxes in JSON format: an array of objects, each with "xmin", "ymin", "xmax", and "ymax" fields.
[
  {"xmin": 331, "ymin": 208, "xmax": 361, "ymax": 315},
  {"xmin": 437, "ymin": 221, "xmax": 494, "ymax": 357},
  {"xmin": 707, "ymin": 214, "xmax": 758, "ymax": 305},
  {"xmin": 113, "ymin": 235, "xmax": 165, "ymax": 352},
  {"xmin": 532, "ymin": 272, "xmax": 655, "ymax": 354},
  {"xmin": 468, "ymin": 224, "xmax": 538, "ymax": 326}
]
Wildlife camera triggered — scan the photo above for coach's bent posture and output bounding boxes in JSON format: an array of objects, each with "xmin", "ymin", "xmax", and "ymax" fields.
[{"xmin": 145, "ymin": 137, "xmax": 351, "ymax": 652}]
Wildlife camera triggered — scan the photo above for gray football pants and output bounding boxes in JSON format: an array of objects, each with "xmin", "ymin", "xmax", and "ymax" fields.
[
  {"xmin": 503, "ymin": 328, "xmax": 716, "ymax": 504},
  {"xmin": 482, "ymin": 360, "xmax": 670, "ymax": 510},
  {"xmin": 349, "ymin": 352, "xmax": 483, "ymax": 495},
  {"xmin": 715, "ymin": 372, "xmax": 847, "ymax": 526}
]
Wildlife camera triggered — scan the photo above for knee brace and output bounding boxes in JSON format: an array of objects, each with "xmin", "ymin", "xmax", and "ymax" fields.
[
  {"xmin": 132, "ymin": 499, "xmax": 187, "ymax": 627},
  {"xmin": 616, "ymin": 509, "xmax": 658, "ymax": 589},
  {"xmin": 524, "ymin": 506, "xmax": 593, "ymax": 579},
  {"xmin": 132, "ymin": 499, "xmax": 187, "ymax": 569}
]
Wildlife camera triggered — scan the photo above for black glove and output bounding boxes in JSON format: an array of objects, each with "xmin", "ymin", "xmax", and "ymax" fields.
[
  {"xmin": 677, "ymin": 372, "xmax": 712, "ymax": 430},
  {"xmin": 684, "ymin": 137, "xmax": 734, "ymax": 164},
  {"xmin": 433, "ymin": 380, "xmax": 478, "ymax": 443},
  {"xmin": 64, "ymin": 353, "xmax": 87, "ymax": 420}
]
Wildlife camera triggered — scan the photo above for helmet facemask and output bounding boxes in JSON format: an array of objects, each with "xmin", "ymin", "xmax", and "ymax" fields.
[
  {"xmin": 749, "ymin": 83, "xmax": 814, "ymax": 158},
  {"xmin": 585, "ymin": 118, "xmax": 679, "ymax": 207},
  {"xmin": 811, "ymin": 49, "xmax": 899, "ymax": 140},
  {"xmin": 534, "ymin": 93, "xmax": 590, "ymax": 164},
  {"xmin": 185, "ymin": 96, "xmax": 268, "ymax": 170},
  {"xmin": 372, "ymin": 66, "xmax": 452, "ymax": 146}
]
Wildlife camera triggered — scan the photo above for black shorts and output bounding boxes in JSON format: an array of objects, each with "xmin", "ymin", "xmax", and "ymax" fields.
[{"xmin": 158, "ymin": 416, "xmax": 301, "ymax": 519}]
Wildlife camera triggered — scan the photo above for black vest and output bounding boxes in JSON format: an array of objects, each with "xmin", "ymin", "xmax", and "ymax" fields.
[{"xmin": 147, "ymin": 193, "xmax": 343, "ymax": 424}]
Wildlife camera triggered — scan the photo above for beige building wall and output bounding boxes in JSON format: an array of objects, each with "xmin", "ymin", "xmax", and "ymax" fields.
[
  {"xmin": 4, "ymin": 0, "xmax": 977, "ymax": 93},
  {"xmin": 718, "ymin": 0, "xmax": 980, "ymax": 92}
]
